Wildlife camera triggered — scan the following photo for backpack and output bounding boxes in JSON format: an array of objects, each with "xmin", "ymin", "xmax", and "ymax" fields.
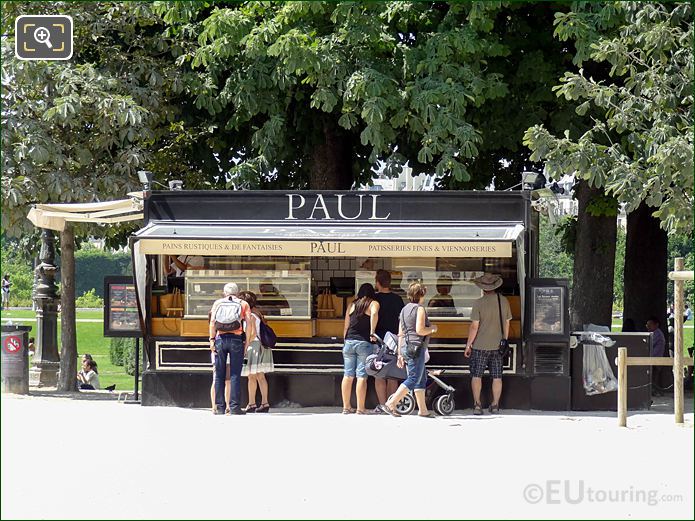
[
  {"xmin": 214, "ymin": 297, "xmax": 243, "ymax": 332},
  {"xmin": 258, "ymin": 320, "xmax": 277, "ymax": 349}
]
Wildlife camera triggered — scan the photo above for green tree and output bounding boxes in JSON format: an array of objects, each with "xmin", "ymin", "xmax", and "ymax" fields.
[
  {"xmin": 523, "ymin": 2, "xmax": 692, "ymax": 331},
  {"xmin": 155, "ymin": 1, "xmax": 511, "ymax": 189},
  {"xmin": 538, "ymin": 215, "xmax": 574, "ymax": 286},
  {"xmin": 75, "ymin": 244, "xmax": 132, "ymax": 298},
  {"xmin": 524, "ymin": 2, "xmax": 693, "ymax": 234},
  {"xmin": 1, "ymin": 1, "xmax": 204, "ymax": 390},
  {"xmin": 454, "ymin": 2, "xmax": 584, "ymax": 190},
  {"xmin": 0, "ymin": 236, "xmax": 35, "ymax": 307}
]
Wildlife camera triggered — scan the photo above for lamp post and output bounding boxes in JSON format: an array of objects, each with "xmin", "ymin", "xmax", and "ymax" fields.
[
  {"xmin": 29, "ymin": 228, "xmax": 60, "ymax": 387},
  {"xmin": 137, "ymin": 170, "xmax": 154, "ymax": 192}
]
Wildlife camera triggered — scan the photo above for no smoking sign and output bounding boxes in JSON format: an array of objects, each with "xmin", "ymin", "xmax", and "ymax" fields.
[{"xmin": 3, "ymin": 335, "xmax": 22, "ymax": 354}]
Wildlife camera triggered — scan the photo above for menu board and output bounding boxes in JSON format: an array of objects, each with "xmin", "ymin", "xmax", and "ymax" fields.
[
  {"xmin": 104, "ymin": 276, "xmax": 140, "ymax": 337},
  {"xmin": 531, "ymin": 287, "xmax": 564, "ymax": 335}
]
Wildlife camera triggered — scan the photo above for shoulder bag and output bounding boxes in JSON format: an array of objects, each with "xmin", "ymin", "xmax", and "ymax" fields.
[
  {"xmin": 254, "ymin": 309, "xmax": 277, "ymax": 349},
  {"xmin": 497, "ymin": 294, "xmax": 510, "ymax": 358},
  {"xmin": 401, "ymin": 304, "xmax": 423, "ymax": 359}
]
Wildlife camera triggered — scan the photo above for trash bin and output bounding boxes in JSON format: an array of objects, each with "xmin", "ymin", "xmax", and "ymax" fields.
[{"xmin": 1, "ymin": 325, "xmax": 32, "ymax": 394}]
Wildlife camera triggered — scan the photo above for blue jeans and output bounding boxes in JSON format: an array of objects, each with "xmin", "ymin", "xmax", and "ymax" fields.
[
  {"xmin": 343, "ymin": 339, "xmax": 373, "ymax": 378},
  {"xmin": 214, "ymin": 334, "xmax": 244, "ymax": 411},
  {"xmin": 403, "ymin": 348, "xmax": 427, "ymax": 390}
]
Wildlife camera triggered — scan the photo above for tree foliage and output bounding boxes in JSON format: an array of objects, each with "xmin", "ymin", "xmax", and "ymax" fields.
[
  {"xmin": 452, "ymin": 2, "xmax": 584, "ymax": 189},
  {"xmin": 524, "ymin": 2, "xmax": 693, "ymax": 234},
  {"xmin": 1, "ymin": 2, "xmax": 218, "ymax": 244},
  {"xmin": 154, "ymin": 1, "xmax": 511, "ymax": 188}
]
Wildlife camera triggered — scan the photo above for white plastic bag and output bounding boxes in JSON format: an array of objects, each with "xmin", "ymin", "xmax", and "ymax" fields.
[
  {"xmin": 579, "ymin": 331, "xmax": 616, "ymax": 348},
  {"xmin": 582, "ymin": 337, "xmax": 618, "ymax": 396}
]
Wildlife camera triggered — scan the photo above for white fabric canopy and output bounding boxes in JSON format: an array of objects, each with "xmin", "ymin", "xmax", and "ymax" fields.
[{"xmin": 27, "ymin": 193, "xmax": 144, "ymax": 231}]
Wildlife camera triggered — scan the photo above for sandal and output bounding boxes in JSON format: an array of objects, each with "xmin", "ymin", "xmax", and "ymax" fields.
[
  {"xmin": 256, "ymin": 404, "xmax": 270, "ymax": 413},
  {"xmin": 342, "ymin": 408, "xmax": 356, "ymax": 414},
  {"xmin": 473, "ymin": 403, "xmax": 483, "ymax": 415},
  {"xmin": 418, "ymin": 411, "xmax": 436, "ymax": 418},
  {"xmin": 356, "ymin": 409, "xmax": 370, "ymax": 415},
  {"xmin": 243, "ymin": 404, "xmax": 257, "ymax": 413},
  {"xmin": 489, "ymin": 404, "xmax": 500, "ymax": 414},
  {"xmin": 377, "ymin": 404, "xmax": 401, "ymax": 417}
]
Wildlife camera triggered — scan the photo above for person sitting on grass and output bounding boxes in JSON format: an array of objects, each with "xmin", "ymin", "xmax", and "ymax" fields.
[{"xmin": 77, "ymin": 359, "xmax": 100, "ymax": 390}]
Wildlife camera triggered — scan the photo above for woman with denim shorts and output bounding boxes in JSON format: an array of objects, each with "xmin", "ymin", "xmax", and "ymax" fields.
[
  {"xmin": 341, "ymin": 283, "xmax": 380, "ymax": 414},
  {"xmin": 379, "ymin": 282, "xmax": 438, "ymax": 418}
]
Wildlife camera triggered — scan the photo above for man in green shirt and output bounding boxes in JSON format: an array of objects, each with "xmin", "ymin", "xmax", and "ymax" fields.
[{"xmin": 464, "ymin": 273, "xmax": 512, "ymax": 415}]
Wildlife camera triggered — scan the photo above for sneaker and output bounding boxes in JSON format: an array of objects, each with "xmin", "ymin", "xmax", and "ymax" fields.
[{"xmin": 228, "ymin": 408, "xmax": 246, "ymax": 415}]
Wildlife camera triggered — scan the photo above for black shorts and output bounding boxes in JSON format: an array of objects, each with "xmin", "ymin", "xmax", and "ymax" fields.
[{"xmin": 469, "ymin": 349, "xmax": 503, "ymax": 379}]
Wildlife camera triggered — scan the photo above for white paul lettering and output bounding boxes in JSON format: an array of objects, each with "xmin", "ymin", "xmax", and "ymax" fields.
[
  {"xmin": 308, "ymin": 194, "xmax": 332, "ymax": 220},
  {"xmin": 370, "ymin": 194, "xmax": 391, "ymax": 220},
  {"xmin": 286, "ymin": 194, "xmax": 306, "ymax": 220},
  {"xmin": 285, "ymin": 193, "xmax": 391, "ymax": 221},
  {"xmin": 336, "ymin": 194, "xmax": 364, "ymax": 220}
]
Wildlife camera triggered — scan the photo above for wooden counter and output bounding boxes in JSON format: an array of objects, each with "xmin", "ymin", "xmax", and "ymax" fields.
[
  {"xmin": 155, "ymin": 318, "xmax": 314, "ymax": 338},
  {"xmin": 151, "ymin": 295, "xmax": 522, "ymax": 340},
  {"xmin": 151, "ymin": 317, "xmax": 182, "ymax": 337}
]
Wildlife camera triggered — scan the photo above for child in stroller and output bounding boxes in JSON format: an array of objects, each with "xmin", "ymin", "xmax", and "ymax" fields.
[{"xmin": 366, "ymin": 334, "xmax": 456, "ymax": 415}]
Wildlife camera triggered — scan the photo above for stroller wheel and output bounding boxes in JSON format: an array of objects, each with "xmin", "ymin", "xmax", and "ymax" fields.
[
  {"xmin": 434, "ymin": 394, "xmax": 455, "ymax": 416},
  {"xmin": 394, "ymin": 392, "xmax": 416, "ymax": 415}
]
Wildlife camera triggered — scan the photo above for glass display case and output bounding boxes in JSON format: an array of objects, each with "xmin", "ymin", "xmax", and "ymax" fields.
[
  {"xmin": 184, "ymin": 270, "xmax": 311, "ymax": 319},
  {"xmin": 355, "ymin": 269, "xmax": 484, "ymax": 320}
]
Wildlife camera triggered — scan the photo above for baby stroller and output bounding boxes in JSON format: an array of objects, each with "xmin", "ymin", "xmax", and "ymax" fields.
[
  {"xmin": 366, "ymin": 334, "xmax": 456, "ymax": 416},
  {"xmin": 365, "ymin": 333, "xmax": 407, "ymax": 380}
]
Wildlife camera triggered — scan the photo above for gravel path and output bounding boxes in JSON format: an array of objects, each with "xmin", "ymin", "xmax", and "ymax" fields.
[{"xmin": 1, "ymin": 394, "xmax": 692, "ymax": 519}]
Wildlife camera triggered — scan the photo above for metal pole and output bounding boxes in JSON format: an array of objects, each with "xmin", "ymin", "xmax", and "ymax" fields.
[
  {"xmin": 673, "ymin": 257, "xmax": 684, "ymax": 424},
  {"xmin": 618, "ymin": 347, "xmax": 627, "ymax": 427},
  {"xmin": 134, "ymin": 337, "xmax": 140, "ymax": 402}
]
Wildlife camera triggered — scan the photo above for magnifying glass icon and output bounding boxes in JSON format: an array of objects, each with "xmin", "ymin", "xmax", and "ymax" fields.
[{"xmin": 33, "ymin": 26, "xmax": 53, "ymax": 49}]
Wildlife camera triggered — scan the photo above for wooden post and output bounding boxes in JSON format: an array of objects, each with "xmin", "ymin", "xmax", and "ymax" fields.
[
  {"xmin": 673, "ymin": 257, "xmax": 684, "ymax": 424},
  {"xmin": 618, "ymin": 347, "xmax": 627, "ymax": 427}
]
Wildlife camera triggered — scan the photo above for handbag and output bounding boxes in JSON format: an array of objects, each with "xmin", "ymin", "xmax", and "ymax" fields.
[
  {"xmin": 259, "ymin": 319, "xmax": 277, "ymax": 349},
  {"xmin": 401, "ymin": 304, "xmax": 423, "ymax": 359},
  {"xmin": 497, "ymin": 294, "xmax": 510, "ymax": 358}
]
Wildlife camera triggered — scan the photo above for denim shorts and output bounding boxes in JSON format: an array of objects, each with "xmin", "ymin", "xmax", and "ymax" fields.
[
  {"xmin": 343, "ymin": 339, "xmax": 373, "ymax": 378},
  {"xmin": 403, "ymin": 348, "xmax": 427, "ymax": 390}
]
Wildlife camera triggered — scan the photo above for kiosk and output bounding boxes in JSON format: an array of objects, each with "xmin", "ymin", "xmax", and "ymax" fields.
[{"xmin": 128, "ymin": 190, "xmax": 575, "ymax": 409}]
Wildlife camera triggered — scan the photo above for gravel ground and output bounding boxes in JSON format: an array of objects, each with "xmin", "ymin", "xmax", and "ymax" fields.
[{"xmin": 1, "ymin": 393, "xmax": 693, "ymax": 520}]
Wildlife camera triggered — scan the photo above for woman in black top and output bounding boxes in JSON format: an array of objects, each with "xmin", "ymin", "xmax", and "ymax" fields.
[{"xmin": 341, "ymin": 283, "xmax": 380, "ymax": 414}]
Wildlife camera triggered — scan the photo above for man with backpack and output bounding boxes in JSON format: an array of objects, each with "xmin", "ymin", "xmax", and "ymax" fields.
[{"xmin": 209, "ymin": 282, "xmax": 255, "ymax": 415}]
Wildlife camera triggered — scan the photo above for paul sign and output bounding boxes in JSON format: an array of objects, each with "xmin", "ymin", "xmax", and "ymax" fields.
[{"xmin": 285, "ymin": 194, "xmax": 391, "ymax": 221}]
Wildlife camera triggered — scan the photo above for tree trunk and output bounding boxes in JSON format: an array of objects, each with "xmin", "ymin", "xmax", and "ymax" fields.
[
  {"xmin": 308, "ymin": 116, "xmax": 353, "ymax": 190},
  {"xmin": 570, "ymin": 182, "xmax": 618, "ymax": 329},
  {"xmin": 57, "ymin": 225, "xmax": 77, "ymax": 392},
  {"xmin": 623, "ymin": 202, "xmax": 668, "ymax": 340}
]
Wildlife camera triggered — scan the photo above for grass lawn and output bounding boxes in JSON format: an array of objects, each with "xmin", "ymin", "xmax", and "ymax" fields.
[
  {"xmin": 2, "ymin": 309, "xmax": 691, "ymax": 393},
  {"xmin": 1, "ymin": 308, "xmax": 137, "ymax": 391},
  {"xmin": 610, "ymin": 321, "xmax": 693, "ymax": 353}
]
